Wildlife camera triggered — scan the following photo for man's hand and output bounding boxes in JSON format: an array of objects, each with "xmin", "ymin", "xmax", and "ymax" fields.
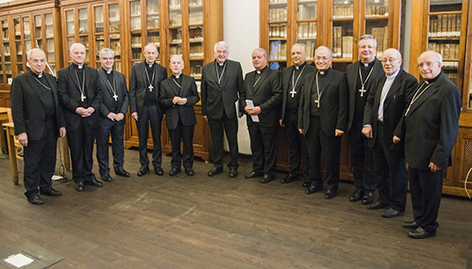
[
  {"xmin": 203, "ymin": 115, "xmax": 208, "ymax": 121},
  {"xmin": 115, "ymin": 113, "xmax": 125, "ymax": 121},
  {"xmin": 335, "ymin": 129, "xmax": 344, "ymax": 137},
  {"xmin": 18, "ymin": 132, "xmax": 28, "ymax": 147},
  {"xmin": 279, "ymin": 119, "xmax": 284, "ymax": 127},
  {"xmin": 75, "ymin": 107, "xmax": 87, "ymax": 116},
  {"xmin": 107, "ymin": 112, "xmax": 117, "ymax": 121},
  {"xmin": 132, "ymin": 112, "xmax": 138, "ymax": 121},
  {"xmin": 393, "ymin": 136, "xmax": 401, "ymax": 144},
  {"xmin": 59, "ymin": 127, "xmax": 66, "ymax": 138},
  {"xmin": 429, "ymin": 162, "xmax": 441, "ymax": 173},
  {"xmin": 246, "ymin": 106, "xmax": 261, "ymax": 115},
  {"xmin": 362, "ymin": 126, "xmax": 373, "ymax": 138},
  {"xmin": 299, "ymin": 128, "xmax": 304, "ymax": 135}
]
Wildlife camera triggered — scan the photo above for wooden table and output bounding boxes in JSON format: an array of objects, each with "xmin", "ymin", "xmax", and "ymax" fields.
[
  {"xmin": 2, "ymin": 122, "xmax": 71, "ymax": 185},
  {"xmin": 0, "ymin": 107, "xmax": 8, "ymax": 154}
]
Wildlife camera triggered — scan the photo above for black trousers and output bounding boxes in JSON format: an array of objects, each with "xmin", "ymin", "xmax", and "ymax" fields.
[
  {"xmin": 408, "ymin": 167, "xmax": 443, "ymax": 233},
  {"xmin": 248, "ymin": 124, "xmax": 277, "ymax": 176},
  {"xmin": 349, "ymin": 120, "xmax": 375, "ymax": 192},
  {"xmin": 305, "ymin": 116, "xmax": 341, "ymax": 190},
  {"xmin": 23, "ymin": 119, "xmax": 57, "ymax": 199},
  {"xmin": 96, "ymin": 117, "xmax": 125, "ymax": 175},
  {"xmin": 169, "ymin": 121, "xmax": 195, "ymax": 170},
  {"xmin": 137, "ymin": 104, "xmax": 162, "ymax": 169},
  {"xmin": 67, "ymin": 118, "xmax": 96, "ymax": 183},
  {"xmin": 372, "ymin": 122, "xmax": 408, "ymax": 211},
  {"xmin": 208, "ymin": 113, "xmax": 239, "ymax": 170},
  {"xmin": 284, "ymin": 110, "xmax": 308, "ymax": 178}
]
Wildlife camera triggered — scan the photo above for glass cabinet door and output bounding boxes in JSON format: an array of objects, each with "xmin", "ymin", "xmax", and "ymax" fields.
[
  {"xmin": 365, "ymin": 0, "xmax": 389, "ymax": 58},
  {"xmin": 146, "ymin": 0, "xmax": 160, "ymax": 63},
  {"xmin": 109, "ymin": 4, "xmax": 121, "ymax": 72},
  {"xmin": 3, "ymin": 19, "xmax": 11, "ymax": 84},
  {"xmin": 78, "ymin": 8, "xmax": 89, "ymax": 63},
  {"xmin": 332, "ymin": 0, "xmax": 354, "ymax": 60},
  {"xmin": 188, "ymin": 0, "xmax": 203, "ymax": 79},
  {"xmin": 168, "ymin": 0, "xmax": 183, "ymax": 58},
  {"xmin": 13, "ymin": 18, "xmax": 24, "ymax": 75},
  {"xmin": 94, "ymin": 6, "xmax": 105, "ymax": 68},
  {"xmin": 268, "ymin": 0, "xmax": 288, "ymax": 70},
  {"xmin": 296, "ymin": 0, "xmax": 317, "ymax": 61},
  {"xmin": 130, "ymin": 0, "xmax": 143, "ymax": 65}
]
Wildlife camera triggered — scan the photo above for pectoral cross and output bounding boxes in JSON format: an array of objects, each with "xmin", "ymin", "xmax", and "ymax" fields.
[
  {"xmin": 290, "ymin": 87, "xmax": 297, "ymax": 98},
  {"xmin": 359, "ymin": 86, "xmax": 366, "ymax": 97},
  {"xmin": 148, "ymin": 85, "xmax": 154, "ymax": 92},
  {"xmin": 315, "ymin": 98, "xmax": 320, "ymax": 108},
  {"xmin": 81, "ymin": 94, "xmax": 86, "ymax": 102},
  {"xmin": 113, "ymin": 94, "xmax": 118, "ymax": 101}
]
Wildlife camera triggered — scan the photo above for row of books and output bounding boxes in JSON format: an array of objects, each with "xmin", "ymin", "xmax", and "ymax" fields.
[
  {"xmin": 146, "ymin": 16, "xmax": 159, "ymax": 29},
  {"xmin": 333, "ymin": 5, "xmax": 354, "ymax": 18},
  {"xmin": 190, "ymin": 64, "xmax": 202, "ymax": 78},
  {"xmin": 131, "ymin": 36, "xmax": 142, "ymax": 48},
  {"xmin": 428, "ymin": 14, "xmax": 461, "ymax": 38},
  {"xmin": 301, "ymin": 40, "xmax": 317, "ymax": 60},
  {"xmin": 269, "ymin": 8, "xmax": 288, "ymax": 22},
  {"xmin": 130, "ymin": 17, "xmax": 141, "ymax": 30},
  {"xmin": 445, "ymin": 72, "xmax": 458, "ymax": 85},
  {"xmin": 332, "ymin": 26, "xmax": 353, "ymax": 58},
  {"xmin": 189, "ymin": 44, "xmax": 203, "ymax": 57},
  {"xmin": 269, "ymin": 24, "xmax": 287, "ymax": 38},
  {"xmin": 169, "ymin": 13, "xmax": 182, "ymax": 26},
  {"xmin": 297, "ymin": 22, "xmax": 317, "ymax": 38},
  {"xmin": 365, "ymin": 5, "xmax": 389, "ymax": 16},
  {"xmin": 169, "ymin": 45, "xmax": 183, "ymax": 56},
  {"xmin": 269, "ymin": 40, "xmax": 287, "ymax": 60},
  {"xmin": 428, "ymin": 42, "xmax": 460, "ymax": 60},
  {"xmin": 189, "ymin": 11, "xmax": 203, "ymax": 25},
  {"xmin": 371, "ymin": 26, "xmax": 389, "ymax": 58},
  {"xmin": 169, "ymin": 0, "xmax": 181, "ymax": 9},
  {"xmin": 189, "ymin": 27, "xmax": 203, "ymax": 40},
  {"xmin": 147, "ymin": 35, "xmax": 160, "ymax": 45},
  {"xmin": 442, "ymin": 61, "xmax": 459, "ymax": 68},
  {"xmin": 297, "ymin": 3, "xmax": 317, "ymax": 20}
]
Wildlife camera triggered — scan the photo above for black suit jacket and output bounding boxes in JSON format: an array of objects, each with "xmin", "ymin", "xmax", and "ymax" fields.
[
  {"xmin": 160, "ymin": 74, "xmax": 200, "ymax": 130},
  {"xmin": 201, "ymin": 59, "xmax": 243, "ymax": 120},
  {"xmin": 97, "ymin": 68, "xmax": 129, "ymax": 121},
  {"xmin": 346, "ymin": 59, "xmax": 384, "ymax": 130},
  {"xmin": 11, "ymin": 71, "xmax": 65, "ymax": 140},
  {"xmin": 57, "ymin": 64, "xmax": 102, "ymax": 131},
  {"xmin": 129, "ymin": 61, "xmax": 167, "ymax": 115},
  {"xmin": 298, "ymin": 68, "xmax": 348, "ymax": 137},
  {"xmin": 363, "ymin": 69, "xmax": 417, "ymax": 149},
  {"xmin": 240, "ymin": 67, "xmax": 282, "ymax": 128},
  {"xmin": 280, "ymin": 63, "xmax": 316, "ymax": 123},
  {"xmin": 399, "ymin": 72, "xmax": 461, "ymax": 169}
]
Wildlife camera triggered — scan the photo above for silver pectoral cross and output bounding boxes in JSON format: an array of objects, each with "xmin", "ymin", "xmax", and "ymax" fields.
[
  {"xmin": 81, "ymin": 94, "xmax": 86, "ymax": 102},
  {"xmin": 359, "ymin": 86, "xmax": 366, "ymax": 97},
  {"xmin": 113, "ymin": 94, "xmax": 118, "ymax": 101},
  {"xmin": 315, "ymin": 98, "xmax": 320, "ymax": 108},
  {"xmin": 290, "ymin": 87, "xmax": 297, "ymax": 98},
  {"xmin": 148, "ymin": 85, "xmax": 154, "ymax": 92}
]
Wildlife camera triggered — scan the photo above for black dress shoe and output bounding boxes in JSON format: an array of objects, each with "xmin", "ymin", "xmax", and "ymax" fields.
[
  {"xmin": 229, "ymin": 169, "xmax": 238, "ymax": 178},
  {"xmin": 207, "ymin": 167, "xmax": 223, "ymax": 177},
  {"xmin": 281, "ymin": 174, "xmax": 298, "ymax": 184},
  {"xmin": 382, "ymin": 208, "xmax": 404, "ymax": 218},
  {"xmin": 305, "ymin": 185, "xmax": 322, "ymax": 195},
  {"xmin": 402, "ymin": 221, "xmax": 420, "ymax": 230},
  {"xmin": 27, "ymin": 194, "xmax": 44, "ymax": 205},
  {"xmin": 169, "ymin": 167, "xmax": 181, "ymax": 176},
  {"xmin": 245, "ymin": 171, "xmax": 264, "ymax": 179},
  {"xmin": 367, "ymin": 201, "xmax": 389, "ymax": 210},
  {"xmin": 349, "ymin": 189, "xmax": 364, "ymax": 202},
  {"xmin": 75, "ymin": 182, "xmax": 84, "ymax": 192},
  {"xmin": 115, "ymin": 169, "xmax": 130, "ymax": 177},
  {"xmin": 324, "ymin": 189, "xmax": 337, "ymax": 199},
  {"xmin": 185, "ymin": 168, "xmax": 195, "ymax": 176},
  {"xmin": 87, "ymin": 178, "xmax": 103, "ymax": 187},
  {"xmin": 260, "ymin": 174, "xmax": 273, "ymax": 184},
  {"xmin": 137, "ymin": 165, "xmax": 150, "ymax": 176},
  {"xmin": 40, "ymin": 188, "xmax": 62, "ymax": 196},
  {"xmin": 100, "ymin": 173, "xmax": 113, "ymax": 182},
  {"xmin": 408, "ymin": 227, "xmax": 436, "ymax": 239},
  {"xmin": 361, "ymin": 192, "xmax": 374, "ymax": 205},
  {"xmin": 302, "ymin": 180, "xmax": 311, "ymax": 188},
  {"xmin": 155, "ymin": 167, "xmax": 164, "ymax": 176}
]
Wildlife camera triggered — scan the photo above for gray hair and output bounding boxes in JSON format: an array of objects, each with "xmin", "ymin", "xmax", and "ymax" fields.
[
  {"xmin": 99, "ymin": 48, "xmax": 115, "ymax": 58},
  {"xmin": 358, "ymin": 34, "xmax": 377, "ymax": 48},
  {"xmin": 314, "ymin": 46, "xmax": 333, "ymax": 58},
  {"xmin": 214, "ymin": 41, "xmax": 229, "ymax": 53},
  {"xmin": 144, "ymin": 43, "xmax": 158, "ymax": 53},
  {"xmin": 70, "ymin": 43, "xmax": 86, "ymax": 52},
  {"xmin": 253, "ymin": 48, "xmax": 267, "ymax": 58},
  {"xmin": 27, "ymin": 48, "xmax": 46, "ymax": 60},
  {"xmin": 169, "ymin": 55, "xmax": 184, "ymax": 67}
]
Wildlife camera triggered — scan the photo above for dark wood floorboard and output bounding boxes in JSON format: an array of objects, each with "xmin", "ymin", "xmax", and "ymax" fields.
[{"xmin": 0, "ymin": 149, "xmax": 471, "ymax": 268}]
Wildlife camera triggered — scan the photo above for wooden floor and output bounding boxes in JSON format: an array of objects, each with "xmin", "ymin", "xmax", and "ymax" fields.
[{"xmin": 0, "ymin": 148, "xmax": 472, "ymax": 269}]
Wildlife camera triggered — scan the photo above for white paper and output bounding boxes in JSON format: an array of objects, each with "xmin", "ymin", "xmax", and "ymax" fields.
[
  {"xmin": 5, "ymin": 254, "xmax": 35, "ymax": 268},
  {"xmin": 245, "ymin": 99, "xmax": 259, "ymax": 122}
]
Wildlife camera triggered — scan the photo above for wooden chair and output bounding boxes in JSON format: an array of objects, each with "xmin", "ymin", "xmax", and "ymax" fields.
[{"xmin": 6, "ymin": 108, "xmax": 23, "ymax": 160}]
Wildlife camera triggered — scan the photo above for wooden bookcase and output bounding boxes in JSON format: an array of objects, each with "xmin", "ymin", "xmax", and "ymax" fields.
[{"xmin": 260, "ymin": 0, "xmax": 401, "ymax": 180}]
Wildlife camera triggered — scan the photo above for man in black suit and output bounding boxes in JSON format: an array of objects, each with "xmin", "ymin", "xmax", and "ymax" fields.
[
  {"xmin": 280, "ymin": 44, "xmax": 315, "ymax": 185},
  {"xmin": 399, "ymin": 51, "xmax": 460, "ymax": 239},
  {"xmin": 11, "ymin": 48, "xmax": 66, "ymax": 204},
  {"xmin": 58, "ymin": 43, "xmax": 103, "ymax": 192},
  {"xmin": 95, "ymin": 48, "xmax": 130, "ymax": 182},
  {"xmin": 298, "ymin": 46, "xmax": 348, "ymax": 199},
  {"xmin": 362, "ymin": 49, "xmax": 417, "ymax": 217},
  {"xmin": 129, "ymin": 43, "xmax": 168, "ymax": 177},
  {"xmin": 160, "ymin": 55, "xmax": 200, "ymax": 176},
  {"xmin": 201, "ymin": 41, "xmax": 243, "ymax": 178},
  {"xmin": 346, "ymin": 35, "xmax": 385, "ymax": 204},
  {"xmin": 240, "ymin": 48, "xmax": 282, "ymax": 184}
]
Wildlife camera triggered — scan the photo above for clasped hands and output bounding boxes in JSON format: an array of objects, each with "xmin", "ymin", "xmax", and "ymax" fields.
[
  {"xmin": 76, "ymin": 107, "xmax": 95, "ymax": 117},
  {"xmin": 173, "ymin": 96, "xmax": 188, "ymax": 105}
]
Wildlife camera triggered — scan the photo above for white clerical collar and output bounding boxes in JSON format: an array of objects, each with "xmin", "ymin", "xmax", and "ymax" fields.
[
  {"xmin": 38, "ymin": 73, "xmax": 43, "ymax": 78},
  {"xmin": 218, "ymin": 62, "xmax": 225, "ymax": 66},
  {"xmin": 174, "ymin": 74, "xmax": 180, "ymax": 78},
  {"xmin": 386, "ymin": 69, "xmax": 400, "ymax": 80},
  {"xmin": 256, "ymin": 71, "xmax": 261, "ymax": 74},
  {"xmin": 78, "ymin": 65, "xmax": 83, "ymax": 69},
  {"xmin": 106, "ymin": 70, "xmax": 112, "ymax": 74},
  {"xmin": 295, "ymin": 66, "xmax": 300, "ymax": 70},
  {"xmin": 363, "ymin": 63, "xmax": 369, "ymax": 67}
]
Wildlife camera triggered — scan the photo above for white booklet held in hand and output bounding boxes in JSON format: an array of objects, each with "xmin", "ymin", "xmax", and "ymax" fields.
[{"xmin": 245, "ymin": 99, "xmax": 259, "ymax": 122}]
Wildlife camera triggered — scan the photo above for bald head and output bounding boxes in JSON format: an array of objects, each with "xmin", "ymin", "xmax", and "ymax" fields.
[
  {"xmin": 417, "ymin": 50, "xmax": 442, "ymax": 80},
  {"xmin": 381, "ymin": 48, "xmax": 402, "ymax": 76},
  {"xmin": 291, "ymin": 44, "xmax": 306, "ymax": 67}
]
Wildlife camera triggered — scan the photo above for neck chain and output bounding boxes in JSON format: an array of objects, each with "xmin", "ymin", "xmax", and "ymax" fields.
[
  {"xmin": 33, "ymin": 74, "xmax": 51, "ymax": 90},
  {"xmin": 215, "ymin": 61, "xmax": 227, "ymax": 85},
  {"xmin": 104, "ymin": 73, "xmax": 118, "ymax": 101},
  {"xmin": 253, "ymin": 72, "xmax": 262, "ymax": 87},
  {"xmin": 172, "ymin": 77, "xmax": 182, "ymax": 89},
  {"xmin": 405, "ymin": 81, "xmax": 434, "ymax": 116},
  {"xmin": 74, "ymin": 69, "xmax": 86, "ymax": 102},
  {"xmin": 358, "ymin": 64, "xmax": 374, "ymax": 97},
  {"xmin": 290, "ymin": 65, "xmax": 306, "ymax": 98},
  {"xmin": 146, "ymin": 69, "xmax": 155, "ymax": 92},
  {"xmin": 314, "ymin": 71, "xmax": 324, "ymax": 108}
]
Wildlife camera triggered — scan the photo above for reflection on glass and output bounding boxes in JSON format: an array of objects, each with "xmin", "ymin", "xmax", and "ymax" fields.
[
  {"xmin": 130, "ymin": 1, "xmax": 141, "ymax": 30},
  {"xmin": 95, "ymin": 6, "xmax": 104, "ymax": 33},
  {"xmin": 14, "ymin": 19, "xmax": 21, "ymax": 39},
  {"xmin": 333, "ymin": 0, "xmax": 354, "ymax": 18},
  {"xmin": 46, "ymin": 39, "xmax": 55, "ymax": 62},
  {"xmin": 79, "ymin": 9, "xmax": 88, "ymax": 34},
  {"xmin": 147, "ymin": 0, "xmax": 159, "ymax": 29},
  {"xmin": 2, "ymin": 20, "xmax": 8, "ymax": 40},
  {"xmin": 189, "ymin": 5, "xmax": 203, "ymax": 24},
  {"xmin": 366, "ymin": 0, "xmax": 389, "ymax": 16},
  {"xmin": 45, "ymin": 14, "xmax": 53, "ymax": 38},
  {"xmin": 109, "ymin": 4, "xmax": 120, "ymax": 32},
  {"xmin": 297, "ymin": 0, "xmax": 317, "ymax": 20},
  {"xmin": 66, "ymin": 11, "xmax": 74, "ymax": 35},
  {"xmin": 35, "ymin": 15, "xmax": 42, "ymax": 39},
  {"xmin": 24, "ymin": 17, "xmax": 30, "ymax": 40}
]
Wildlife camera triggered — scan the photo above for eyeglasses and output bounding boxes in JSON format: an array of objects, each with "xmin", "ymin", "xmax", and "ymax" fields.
[
  {"xmin": 31, "ymin": 59, "xmax": 46, "ymax": 64},
  {"xmin": 417, "ymin": 61, "xmax": 438, "ymax": 68},
  {"xmin": 381, "ymin": 58, "xmax": 399, "ymax": 63}
]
